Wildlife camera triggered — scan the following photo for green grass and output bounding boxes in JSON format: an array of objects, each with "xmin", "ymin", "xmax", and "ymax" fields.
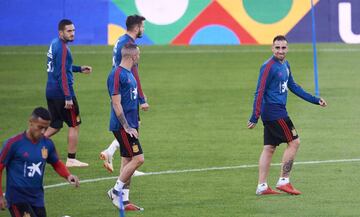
[{"xmin": 0, "ymin": 44, "xmax": 359, "ymax": 216}]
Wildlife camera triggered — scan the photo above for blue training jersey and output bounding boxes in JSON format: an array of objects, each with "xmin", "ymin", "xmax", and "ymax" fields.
[
  {"xmin": 249, "ymin": 56, "xmax": 320, "ymax": 123},
  {"xmin": 107, "ymin": 66, "xmax": 139, "ymax": 131},
  {"xmin": 112, "ymin": 34, "xmax": 146, "ymax": 104},
  {"xmin": 112, "ymin": 34, "xmax": 135, "ymax": 68},
  {"xmin": 0, "ymin": 132, "xmax": 59, "ymax": 207},
  {"xmin": 46, "ymin": 38, "xmax": 81, "ymax": 100}
]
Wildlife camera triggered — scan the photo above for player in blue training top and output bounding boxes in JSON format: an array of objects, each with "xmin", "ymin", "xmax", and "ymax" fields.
[
  {"xmin": 106, "ymin": 44, "xmax": 145, "ymax": 211},
  {"xmin": 100, "ymin": 15, "xmax": 148, "ymax": 211},
  {"xmin": 100, "ymin": 14, "xmax": 149, "ymax": 171},
  {"xmin": 0, "ymin": 107, "xmax": 79, "ymax": 217},
  {"xmin": 44, "ymin": 19, "xmax": 92, "ymax": 168},
  {"xmin": 248, "ymin": 35, "xmax": 327, "ymax": 196}
]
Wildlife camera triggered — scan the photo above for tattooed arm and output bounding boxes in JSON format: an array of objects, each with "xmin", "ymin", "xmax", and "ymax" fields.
[{"xmin": 111, "ymin": 94, "xmax": 138, "ymax": 138}]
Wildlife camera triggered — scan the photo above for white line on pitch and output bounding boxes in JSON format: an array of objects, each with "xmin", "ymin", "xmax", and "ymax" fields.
[
  {"xmin": 1, "ymin": 47, "xmax": 360, "ymax": 55},
  {"xmin": 44, "ymin": 158, "xmax": 360, "ymax": 189}
]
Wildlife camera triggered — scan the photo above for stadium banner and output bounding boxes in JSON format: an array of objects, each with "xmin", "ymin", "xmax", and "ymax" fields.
[{"xmin": 0, "ymin": 0, "xmax": 359, "ymax": 45}]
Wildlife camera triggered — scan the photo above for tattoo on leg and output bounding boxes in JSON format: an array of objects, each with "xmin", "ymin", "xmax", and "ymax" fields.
[
  {"xmin": 124, "ymin": 182, "xmax": 130, "ymax": 189},
  {"xmin": 283, "ymin": 160, "xmax": 294, "ymax": 177}
]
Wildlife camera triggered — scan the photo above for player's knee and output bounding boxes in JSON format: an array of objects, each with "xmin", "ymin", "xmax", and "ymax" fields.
[
  {"xmin": 135, "ymin": 155, "xmax": 144, "ymax": 166},
  {"xmin": 264, "ymin": 145, "xmax": 276, "ymax": 154},
  {"xmin": 290, "ymin": 138, "xmax": 300, "ymax": 148}
]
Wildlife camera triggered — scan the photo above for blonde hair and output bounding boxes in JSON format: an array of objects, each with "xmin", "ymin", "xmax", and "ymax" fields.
[{"xmin": 121, "ymin": 44, "xmax": 139, "ymax": 58}]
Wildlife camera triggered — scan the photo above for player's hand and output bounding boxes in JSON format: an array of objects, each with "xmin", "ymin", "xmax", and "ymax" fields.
[
  {"xmin": 319, "ymin": 98, "xmax": 327, "ymax": 107},
  {"xmin": 247, "ymin": 121, "xmax": 257, "ymax": 129},
  {"xmin": 64, "ymin": 100, "xmax": 73, "ymax": 109},
  {"xmin": 140, "ymin": 103, "xmax": 149, "ymax": 111},
  {"xmin": 67, "ymin": 174, "xmax": 80, "ymax": 187},
  {"xmin": 0, "ymin": 195, "xmax": 6, "ymax": 210},
  {"xmin": 81, "ymin": 66, "xmax": 92, "ymax": 74},
  {"xmin": 125, "ymin": 127, "xmax": 138, "ymax": 138}
]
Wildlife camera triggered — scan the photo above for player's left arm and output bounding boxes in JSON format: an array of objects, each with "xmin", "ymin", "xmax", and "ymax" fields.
[
  {"xmin": 72, "ymin": 65, "xmax": 92, "ymax": 74},
  {"xmin": 287, "ymin": 72, "xmax": 325, "ymax": 105},
  {"xmin": 51, "ymin": 161, "xmax": 79, "ymax": 187},
  {"xmin": 48, "ymin": 140, "xmax": 80, "ymax": 187}
]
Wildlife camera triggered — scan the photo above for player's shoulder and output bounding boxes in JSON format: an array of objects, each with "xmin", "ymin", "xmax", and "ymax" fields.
[
  {"xmin": 119, "ymin": 35, "xmax": 135, "ymax": 46},
  {"xmin": 284, "ymin": 60, "xmax": 291, "ymax": 68},
  {"xmin": 50, "ymin": 38, "xmax": 61, "ymax": 46},
  {"xmin": 2, "ymin": 132, "xmax": 24, "ymax": 148},
  {"xmin": 50, "ymin": 38, "xmax": 63, "ymax": 52},
  {"xmin": 42, "ymin": 136, "xmax": 55, "ymax": 147},
  {"xmin": 108, "ymin": 66, "xmax": 122, "ymax": 80},
  {"xmin": 261, "ymin": 57, "xmax": 277, "ymax": 70}
]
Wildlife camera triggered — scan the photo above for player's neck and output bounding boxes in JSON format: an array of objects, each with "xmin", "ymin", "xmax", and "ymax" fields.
[
  {"xmin": 274, "ymin": 56, "xmax": 286, "ymax": 64},
  {"xmin": 25, "ymin": 130, "xmax": 40, "ymax": 144},
  {"xmin": 119, "ymin": 62, "xmax": 133, "ymax": 71},
  {"xmin": 59, "ymin": 36, "xmax": 69, "ymax": 44},
  {"xmin": 126, "ymin": 31, "xmax": 137, "ymax": 41}
]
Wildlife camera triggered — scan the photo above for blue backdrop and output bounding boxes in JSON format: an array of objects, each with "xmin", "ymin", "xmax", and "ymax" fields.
[{"xmin": 0, "ymin": 0, "xmax": 108, "ymax": 45}]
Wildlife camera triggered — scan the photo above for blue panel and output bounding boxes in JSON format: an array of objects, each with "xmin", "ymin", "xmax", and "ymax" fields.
[
  {"xmin": 109, "ymin": 1, "xmax": 153, "ymax": 45},
  {"xmin": 287, "ymin": 0, "xmax": 360, "ymax": 42},
  {"xmin": 190, "ymin": 25, "xmax": 240, "ymax": 45},
  {"xmin": 0, "ymin": 0, "xmax": 108, "ymax": 45},
  {"xmin": 109, "ymin": 0, "xmax": 127, "ymax": 28}
]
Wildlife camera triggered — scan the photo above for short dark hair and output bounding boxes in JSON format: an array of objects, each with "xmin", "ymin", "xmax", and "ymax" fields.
[
  {"xmin": 31, "ymin": 107, "xmax": 51, "ymax": 121},
  {"xmin": 126, "ymin": 15, "xmax": 146, "ymax": 31},
  {"xmin": 273, "ymin": 35, "xmax": 288, "ymax": 43},
  {"xmin": 123, "ymin": 43, "xmax": 138, "ymax": 49},
  {"xmin": 58, "ymin": 19, "xmax": 73, "ymax": 31}
]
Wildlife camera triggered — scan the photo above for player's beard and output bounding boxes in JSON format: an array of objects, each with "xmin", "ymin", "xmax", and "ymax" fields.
[
  {"xmin": 137, "ymin": 31, "xmax": 143, "ymax": 38},
  {"xmin": 66, "ymin": 38, "xmax": 74, "ymax": 42},
  {"xmin": 64, "ymin": 35, "xmax": 75, "ymax": 42}
]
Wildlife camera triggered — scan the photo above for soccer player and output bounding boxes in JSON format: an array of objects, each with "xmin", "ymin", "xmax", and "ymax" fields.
[
  {"xmin": 106, "ymin": 44, "xmax": 145, "ymax": 211},
  {"xmin": 100, "ymin": 14, "xmax": 148, "ymax": 210},
  {"xmin": 248, "ymin": 35, "xmax": 327, "ymax": 195},
  {"xmin": 44, "ymin": 19, "xmax": 92, "ymax": 167},
  {"xmin": 0, "ymin": 107, "xmax": 79, "ymax": 217},
  {"xmin": 100, "ymin": 14, "xmax": 148, "ymax": 172}
]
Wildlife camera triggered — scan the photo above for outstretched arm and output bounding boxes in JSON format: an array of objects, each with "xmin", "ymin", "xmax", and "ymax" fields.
[
  {"xmin": 287, "ymin": 73, "xmax": 321, "ymax": 104},
  {"xmin": 51, "ymin": 161, "xmax": 79, "ymax": 187}
]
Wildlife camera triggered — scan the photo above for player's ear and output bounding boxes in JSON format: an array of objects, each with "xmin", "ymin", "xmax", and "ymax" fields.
[{"xmin": 28, "ymin": 118, "xmax": 33, "ymax": 126}]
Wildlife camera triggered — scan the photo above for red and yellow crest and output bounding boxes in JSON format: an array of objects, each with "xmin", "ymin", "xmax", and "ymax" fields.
[
  {"xmin": 41, "ymin": 146, "xmax": 48, "ymax": 159},
  {"xmin": 132, "ymin": 144, "xmax": 139, "ymax": 153}
]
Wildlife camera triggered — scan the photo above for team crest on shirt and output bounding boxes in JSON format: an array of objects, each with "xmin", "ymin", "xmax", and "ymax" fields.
[
  {"xmin": 291, "ymin": 128, "xmax": 297, "ymax": 137},
  {"xmin": 132, "ymin": 144, "xmax": 139, "ymax": 153},
  {"xmin": 41, "ymin": 146, "xmax": 48, "ymax": 159},
  {"xmin": 23, "ymin": 212, "xmax": 31, "ymax": 217}
]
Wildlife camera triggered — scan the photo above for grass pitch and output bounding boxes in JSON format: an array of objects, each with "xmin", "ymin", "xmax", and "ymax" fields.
[{"xmin": 0, "ymin": 44, "xmax": 359, "ymax": 217}]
